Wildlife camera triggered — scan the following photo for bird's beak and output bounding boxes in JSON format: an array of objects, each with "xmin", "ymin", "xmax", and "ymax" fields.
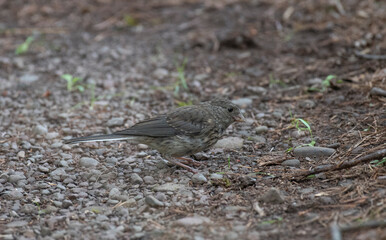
[{"xmin": 233, "ymin": 113, "xmax": 245, "ymax": 122}]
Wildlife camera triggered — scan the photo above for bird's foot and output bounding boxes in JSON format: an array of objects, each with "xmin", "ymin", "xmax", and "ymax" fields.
[
  {"xmin": 167, "ymin": 159, "xmax": 199, "ymax": 174},
  {"xmin": 176, "ymin": 157, "xmax": 202, "ymax": 167}
]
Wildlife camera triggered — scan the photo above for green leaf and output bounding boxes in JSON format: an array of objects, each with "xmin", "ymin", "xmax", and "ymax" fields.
[
  {"xmin": 298, "ymin": 118, "xmax": 311, "ymax": 131},
  {"xmin": 15, "ymin": 36, "xmax": 34, "ymax": 55},
  {"xmin": 77, "ymin": 85, "xmax": 85, "ymax": 92},
  {"xmin": 61, "ymin": 74, "xmax": 73, "ymax": 82}
]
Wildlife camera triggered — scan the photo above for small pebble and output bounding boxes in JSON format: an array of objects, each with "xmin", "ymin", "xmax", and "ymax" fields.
[
  {"xmin": 259, "ymin": 188, "xmax": 285, "ymax": 204},
  {"xmin": 255, "ymin": 126, "xmax": 268, "ymax": 134},
  {"xmin": 79, "ymin": 157, "xmax": 99, "ymax": 167},
  {"xmin": 281, "ymin": 159, "xmax": 300, "ymax": 167},
  {"xmin": 145, "ymin": 195, "xmax": 164, "ymax": 207},
  {"xmin": 192, "ymin": 173, "xmax": 207, "ymax": 184},
  {"xmin": 107, "ymin": 117, "xmax": 124, "ymax": 127},
  {"xmin": 131, "ymin": 173, "xmax": 143, "ymax": 184},
  {"xmin": 293, "ymin": 147, "xmax": 335, "ymax": 160}
]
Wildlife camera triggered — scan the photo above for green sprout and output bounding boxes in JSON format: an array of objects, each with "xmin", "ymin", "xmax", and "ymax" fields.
[
  {"xmin": 124, "ymin": 14, "xmax": 138, "ymax": 27},
  {"xmin": 308, "ymin": 75, "xmax": 342, "ymax": 92},
  {"xmin": 15, "ymin": 36, "xmax": 34, "ymax": 55},
  {"xmin": 61, "ymin": 74, "xmax": 85, "ymax": 92},
  {"xmin": 173, "ymin": 58, "xmax": 188, "ymax": 95},
  {"xmin": 286, "ymin": 118, "xmax": 316, "ymax": 152},
  {"xmin": 370, "ymin": 157, "xmax": 386, "ymax": 167},
  {"xmin": 223, "ymin": 178, "xmax": 232, "ymax": 187},
  {"xmin": 259, "ymin": 217, "xmax": 283, "ymax": 226},
  {"xmin": 269, "ymin": 74, "xmax": 286, "ymax": 88},
  {"xmin": 176, "ymin": 99, "xmax": 193, "ymax": 107}
]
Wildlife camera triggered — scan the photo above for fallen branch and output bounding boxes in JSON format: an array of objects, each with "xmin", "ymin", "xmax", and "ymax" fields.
[
  {"xmin": 292, "ymin": 148, "xmax": 386, "ymax": 179},
  {"xmin": 331, "ymin": 220, "xmax": 386, "ymax": 240},
  {"xmin": 354, "ymin": 51, "xmax": 386, "ymax": 60}
]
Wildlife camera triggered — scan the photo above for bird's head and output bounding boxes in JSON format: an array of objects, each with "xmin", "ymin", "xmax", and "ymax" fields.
[{"xmin": 208, "ymin": 98, "xmax": 245, "ymax": 124}]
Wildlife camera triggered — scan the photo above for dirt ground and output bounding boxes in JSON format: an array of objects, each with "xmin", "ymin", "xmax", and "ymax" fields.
[{"xmin": 1, "ymin": 0, "xmax": 385, "ymax": 239}]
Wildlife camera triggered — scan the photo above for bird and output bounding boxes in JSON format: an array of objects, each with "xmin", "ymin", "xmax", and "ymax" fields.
[{"xmin": 64, "ymin": 98, "xmax": 244, "ymax": 173}]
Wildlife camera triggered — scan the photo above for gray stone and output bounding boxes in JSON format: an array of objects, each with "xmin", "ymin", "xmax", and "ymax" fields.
[
  {"xmin": 370, "ymin": 87, "xmax": 386, "ymax": 97},
  {"xmin": 210, "ymin": 173, "xmax": 223, "ymax": 180},
  {"xmin": 281, "ymin": 159, "xmax": 300, "ymax": 167},
  {"xmin": 214, "ymin": 137, "xmax": 244, "ymax": 149},
  {"xmin": 39, "ymin": 166, "xmax": 50, "ymax": 173},
  {"xmin": 51, "ymin": 142, "xmax": 63, "ymax": 148},
  {"xmin": 154, "ymin": 183, "xmax": 184, "ymax": 192},
  {"xmin": 293, "ymin": 147, "xmax": 335, "ymax": 160},
  {"xmin": 46, "ymin": 132, "xmax": 59, "ymax": 140},
  {"xmin": 298, "ymin": 99, "xmax": 316, "ymax": 109},
  {"xmin": 20, "ymin": 74, "xmax": 38, "ymax": 84},
  {"xmin": 255, "ymin": 126, "xmax": 268, "ymax": 134},
  {"xmin": 145, "ymin": 195, "xmax": 164, "ymax": 207},
  {"xmin": 50, "ymin": 168, "xmax": 66, "ymax": 178},
  {"xmin": 174, "ymin": 216, "xmax": 211, "ymax": 226},
  {"xmin": 21, "ymin": 141, "xmax": 31, "ymax": 149},
  {"xmin": 21, "ymin": 204, "xmax": 38, "ymax": 214},
  {"xmin": 131, "ymin": 173, "xmax": 143, "ymax": 184},
  {"xmin": 232, "ymin": 98, "xmax": 252, "ymax": 107},
  {"xmin": 6, "ymin": 220, "xmax": 29, "ymax": 227},
  {"xmin": 192, "ymin": 173, "xmax": 207, "ymax": 184},
  {"xmin": 250, "ymin": 136, "xmax": 266, "ymax": 144},
  {"xmin": 109, "ymin": 188, "xmax": 121, "ymax": 200},
  {"xmin": 8, "ymin": 174, "xmax": 26, "ymax": 183},
  {"xmin": 318, "ymin": 196, "xmax": 335, "ymax": 204},
  {"xmin": 106, "ymin": 157, "xmax": 118, "ymax": 165},
  {"xmin": 107, "ymin": 117, "xmax": 124, "ymax": 127},
  {"xmin": 62, "ymin": 200, "xmax": 73, "ymax": 208},
  {"xmin": 259, "ymin": 188, "xmax": 285, "ymax": 204},
  {"xmin": 155, "ymin": 192, "xmax": 167, "ymax": 201},
  {"xmin": 143, "ymin": 176, "xmax": 155, "ymax": 184},
  {"xmin": 153, "ymin": 68, "xmax": 169, "ymax": 79},
  {"xmin": 33, "ymin": 124, "xmax": 48, "ymax": 135},
  {"xmin": 7, "ymin": 189, "xmax": 23, "ymax": 200},
  {"xmin": 79, "ymin": 157, "xmax": 99, "ymax": 167},
  {"xmin": 17, "ymin": 151, "xmax": 25, "ymax": 158}
]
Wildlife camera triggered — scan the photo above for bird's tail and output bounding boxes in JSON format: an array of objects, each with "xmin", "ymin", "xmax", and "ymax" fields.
[{"xmin": 64, "ymin": 134, "xmax": 135, "ymax": 144}]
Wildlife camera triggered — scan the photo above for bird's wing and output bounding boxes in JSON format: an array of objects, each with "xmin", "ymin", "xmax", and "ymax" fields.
[
  {"xmin": 113, "ymin": 115, "xmax": 177, "ymax": 137},
  {"xmin": 113, "ymin": 106, "xmax": 214, "ymax": 137},
  {"xmin": 165, "ymin": 105, "xmax": 214, "ymax": 135}
]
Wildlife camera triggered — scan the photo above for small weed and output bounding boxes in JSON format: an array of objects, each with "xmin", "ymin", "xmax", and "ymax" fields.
[
  {"xmin": 307, "ymin": 174, "xmax": 316, "ymax": 179},
  {"xmin": 173, "ymin": 58, "xmax": 189, "ymax": 95},
  {"xmin": 286, "ymin": 117, "xmax": 316, "ymax": 152},
  {"xmin": 259, "ymin": 217, "xmax": 283, "ymax": 226},
  {"xmin": 269, "ymin": 74, "xmax": 286, "ymax": 88},
  {"xmin": 62, "ymin": 74, "xmax": 99, "ymax": 109},
  {"xmin": 15, "ymin": 36, "xmax": 34, "ymax": 55},
  {"xmin": 61, "ymin": 74, "xmax": 85, "ymax": 92},
  {"xmin": 223, "ymin": 178, "xmax": 232, "ymax": 187},
  {"xmin": 308, "ymin": 75, "xmax": 342, "ymax": 92},
  {"xmin": 176, "ymin": 99, "xmax": 193, "ymax": 107},
  {"xmin": 293, "ymin": 118, "xmax": 315, "ymax": 145},
  {"xmin": 370, "ymin": 157, "xmax": 386, "ymax": 167},
  {"xmin": 124, "ymin": 14, "xmax": 138, "ymax": 27}
]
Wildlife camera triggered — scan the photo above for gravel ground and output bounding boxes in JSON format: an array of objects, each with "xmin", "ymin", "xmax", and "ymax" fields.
[{"xmin": 1, "ymin": 0, "xmax": 385, "ymax": 239}]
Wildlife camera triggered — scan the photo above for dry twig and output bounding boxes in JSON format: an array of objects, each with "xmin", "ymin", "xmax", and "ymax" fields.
[{"xmin": 292, "ymin": 148, "xmax": 386, "ymax": 179}]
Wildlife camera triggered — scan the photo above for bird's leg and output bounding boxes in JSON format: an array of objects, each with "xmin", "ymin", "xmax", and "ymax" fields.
[
  {"xmin": 176, "ymin": 157, "xmax": 202, "ymax": 167},
  {"xmin": 167, "ymin": 158, "xmax": 199, "ymax": 174}
]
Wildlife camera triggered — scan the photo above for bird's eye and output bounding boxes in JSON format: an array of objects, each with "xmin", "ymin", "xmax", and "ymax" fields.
[{"xmin": 228, "ymin": 107, "xmax": 233, "ymax": 112}]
